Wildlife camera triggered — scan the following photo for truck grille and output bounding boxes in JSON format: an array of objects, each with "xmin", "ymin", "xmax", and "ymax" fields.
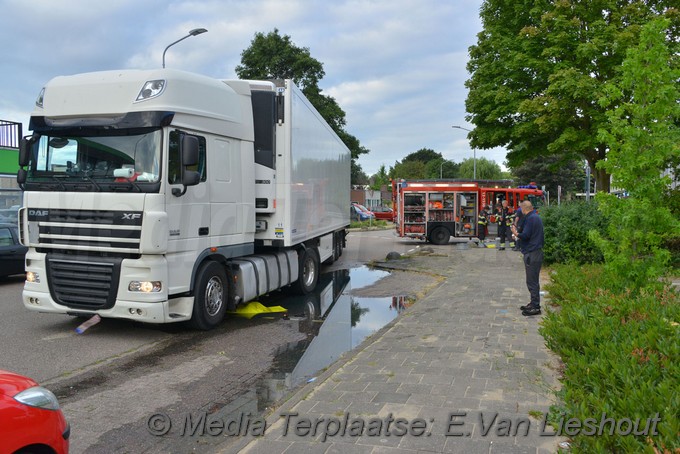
[
  {"xmin": 46, "ymin": 256, "xmax": 122, "ymax": 310},
  {"xmin": 27, "ymin": 209, "xmax": 143, "ymax": 253}
]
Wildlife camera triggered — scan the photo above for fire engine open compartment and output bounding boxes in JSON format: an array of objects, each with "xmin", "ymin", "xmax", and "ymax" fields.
[{"xmin": 392, "ymin": 180, "xmax": 545, "ymax": 245}]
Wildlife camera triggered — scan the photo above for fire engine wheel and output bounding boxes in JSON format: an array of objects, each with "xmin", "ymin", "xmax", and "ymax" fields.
[
  {"xmin": 189, "ymin": 261, "xmax": 227, "ymax": 330},
  {"xmin": 429, "ymin": 226, "xmax": 450, "ymax": 245},
  {"xmin": 296, "ymin": 247, "xmax": 320, "ymax": 295}
]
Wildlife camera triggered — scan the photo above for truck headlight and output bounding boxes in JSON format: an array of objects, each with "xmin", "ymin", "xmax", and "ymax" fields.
[
  {"xmin": 26, "ymin": 271, "xmax": 40, "ymax": 283},
  {"xmin": 135, "ymin": 80, "xmax": 165, "ymax": 102},
  {"xmin": 128, "ymin": 281, "xmax": 162, "ymax": 293}
]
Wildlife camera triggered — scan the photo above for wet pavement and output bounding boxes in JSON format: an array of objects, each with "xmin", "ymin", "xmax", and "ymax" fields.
[
  {"xmin": 253, "ymin": 266, "xmax": 411, "ymax": 410},
  {"xmin": 224, "ymin": 246, "xmax": 565, "ymax": 453}
]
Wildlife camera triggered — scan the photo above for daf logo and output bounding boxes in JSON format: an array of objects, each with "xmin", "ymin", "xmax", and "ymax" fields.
[
  {"xmin": 122, "ymin": 213, "xmax": 142, "ymax": 220},
  {"xmin": 29, "ymin": 210, "xmax": 49, "ymax": 216}
]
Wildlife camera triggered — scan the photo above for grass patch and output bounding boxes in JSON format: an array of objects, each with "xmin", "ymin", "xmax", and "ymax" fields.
[
  {"xmin": 540, "ymin": 263, "xmax": 679, "ymax": 453},
  {"xmin": 349, "ymin": 219, "xmax": 390, "ymax": 229}
]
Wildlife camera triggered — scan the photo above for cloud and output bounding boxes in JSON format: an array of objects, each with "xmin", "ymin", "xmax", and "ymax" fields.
[{"xmin": 0, "ymin": 0, "xmax": 503, "ymax": 175}]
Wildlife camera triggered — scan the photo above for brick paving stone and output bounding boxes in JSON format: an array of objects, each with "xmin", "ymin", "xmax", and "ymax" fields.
[{"xmin": 226, "ymin": 249, "xmax": 566, "ymax": 453}]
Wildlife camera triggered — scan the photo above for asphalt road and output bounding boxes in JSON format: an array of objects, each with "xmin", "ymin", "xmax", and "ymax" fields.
[
  {"xmin": 0, "ymin": 227, "xmax": 437, "ymax": 453},
  {"xmin": 0, "ymin": 274, "xmax": 180, "ymax": 383},
  {"xmin": 0, "ymin": 228, "xmax": 415, "ymax": 378}
]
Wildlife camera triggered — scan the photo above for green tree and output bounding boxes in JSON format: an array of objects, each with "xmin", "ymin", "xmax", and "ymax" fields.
[
  {"xmin": 402, "ymin": 148, "xmax": 442, "ymax": 163},
  {"xmin": 236, "ymin": 29, "xmax": 369, "ymax": 183},
  {"xmin": 592, "ymin": 18, "xmax": 680, "ymax": 289},
  {"xmin": 389, "ymin": 160, "xmax": 427, "ymax": 180},
  {"xmin": 465, "ymin": 1, "xmax": 680, "ymax": 193},
  {"xmin": 369, "ymin": 164, "xmax": 390, "ymax": 191},
  {"xmin": 389, "ymin": 148, "xmax": 445, "ymax": 180},
  {"xmin": 425, "ymin": 159, "xmax": 460, "ymax": 179},
  {"xmin": 510, "ymin": 155, "xmax": 584, "ymax": 200},
  {"xmin": 457, "ymin": 157, "xmax": 502, "ymax": 180},
  {"xmin": 236, "ymin": 28, "xmax": 324, "ymax": 90}
]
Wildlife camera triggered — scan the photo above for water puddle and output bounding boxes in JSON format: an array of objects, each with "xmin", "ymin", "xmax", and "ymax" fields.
[{"xmin": 214, "ymin": 266, "xmax": 411, "ymax": 427}]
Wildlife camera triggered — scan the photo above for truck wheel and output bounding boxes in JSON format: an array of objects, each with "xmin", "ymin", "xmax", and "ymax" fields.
[
  {"xmin": 429, "ymin": 226, "xmax": 450, "ymax": 245},
  {"xmin": 189, "ymin": 261, "xmax": 227, "ymax": 330},
  {"xmin": 296, "ymin": 247, "xmax": 319, "ymax": 294},
  {"xmin": 333, "ymin": 232, "xmax": 342, "ymax": 261}
]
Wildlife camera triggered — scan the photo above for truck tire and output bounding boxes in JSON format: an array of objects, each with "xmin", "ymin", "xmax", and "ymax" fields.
[
  {"xmin": 296, "ymin": 247, "xmax": 320, "ymax": 294},
  {"xmin": 333, "ymin": 231, "xmax": 342, "ymax": 261},
  {"xmin": 429, "ymin": 226, "xmax": 450, "ymax": 245},
  {"xmin": 189, "ymin": 261, "xmax": 227, "ymax": 330}
]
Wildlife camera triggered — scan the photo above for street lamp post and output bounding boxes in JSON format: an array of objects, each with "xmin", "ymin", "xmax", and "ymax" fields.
[
  {"xmin": 451, "ymin": 125, "xmax": 474, "ymax": 179},
  {"xmin": 162, "ymin": 28, "xmax": 208, "ymax": 68}
]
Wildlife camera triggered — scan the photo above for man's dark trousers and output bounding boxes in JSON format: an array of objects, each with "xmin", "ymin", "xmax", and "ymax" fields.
[{"xmin": 523, "ymin": 249, "xmax": 543, "ymax": 307}]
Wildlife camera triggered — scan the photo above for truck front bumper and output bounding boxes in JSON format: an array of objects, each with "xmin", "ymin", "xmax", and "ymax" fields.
[
  {"xmin": 21, "ymin": 289, "xmax": 190, "ymax": 323},
  {"xmin": 22, "ymin": 252, "xmax": 194, "ymax": 324}
]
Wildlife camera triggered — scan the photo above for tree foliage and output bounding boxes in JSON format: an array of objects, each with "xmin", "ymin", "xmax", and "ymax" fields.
[
  {"xmin": 402, "ymin": 148, "xmax": 441, "ymax": 163},
  {"xmin": 457, "ymin": 157, "xmax": 502, "ymax": 180},
  {"xmin": 389, "ymin": 148, "xmax": 441, "ymax": 180},
  {"xmin": 541, "ymin": 201, "xmax": 607, "ymax": 264},
  {"xmin": 592, "ymin": 17, "xmax": 680, "ymax": 289},
  {"xmin": 389, "ymin": 160, "xmax": 427, "ymax": 180},
  {"xmin": 425, "ymin": 159, "xmax": 460, "ymax": 179},
  {"xmin": 236, "ymin": 29, "xmax": 369, "ymax": 183},
  {"xmin": 510, "ymin": 155, "xmax": 585, "ymax": 199},
  {"xmin": 369, "ymin": 164, "xmax": 390, "ymax": 191},
  {"xmin": 236, "ymin": 29, "xmax": 324, "ymax": 91},
  {"xmin": 465, "ymin": 0, "xmax": 680, "ymax": 193}
]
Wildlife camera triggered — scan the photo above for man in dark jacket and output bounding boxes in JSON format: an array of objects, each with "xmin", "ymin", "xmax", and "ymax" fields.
[{"xmin": 511, "ymin": 201, "xmax": 544, "ymax": 316}]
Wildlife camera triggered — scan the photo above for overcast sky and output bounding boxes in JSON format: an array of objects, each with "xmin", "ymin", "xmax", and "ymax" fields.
[{"xmin": 0, "ymin": 0, "xmax": 508, "ymax": 176}]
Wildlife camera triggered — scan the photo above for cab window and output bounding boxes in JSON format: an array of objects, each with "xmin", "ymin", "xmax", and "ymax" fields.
[{"xmin": 168, "ymin": 130, "xmax": 207, "ymax": 184}]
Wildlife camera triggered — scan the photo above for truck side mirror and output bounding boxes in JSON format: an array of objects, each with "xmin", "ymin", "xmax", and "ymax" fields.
[
  {"xmin": 17, "ymin": 168, "xmax": 26, "ymax": 186},
  {"xmin": 181, "ymin": 135, "xmax": 199, "ymax": 166},
  {"xmin": 172, "ymin": 134, "xmax": 200, "ymax": 197},
  {"xmin": 182, "ymin": 170, "xmax": 200, "ymax": 186},
  {"xmin": 19, "ymin": 135, "xmax": 38, "ymax": 167}
]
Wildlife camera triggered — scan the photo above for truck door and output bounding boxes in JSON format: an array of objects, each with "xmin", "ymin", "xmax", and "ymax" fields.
[{"xmin": 165, "ymin": 129, "xmax": 210, "ymax": 295}]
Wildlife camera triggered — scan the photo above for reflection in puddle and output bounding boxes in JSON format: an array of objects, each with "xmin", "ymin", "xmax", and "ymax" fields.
[
  {"xmin": 212, "ymin": 266, "xmax": 411, "ymax": 440},
  {"xmin": 258, "ymin": 266, "xmax": 410, "ymax": 410},
  {"xmin": 202, "ymin": 266, "xmax": 411, "ymax": 450}
]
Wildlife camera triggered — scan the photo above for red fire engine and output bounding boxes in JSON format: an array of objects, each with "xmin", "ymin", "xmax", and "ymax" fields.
[{"xmin": 392, "ymin": 179, "xmax": 544, "ymax": 244}]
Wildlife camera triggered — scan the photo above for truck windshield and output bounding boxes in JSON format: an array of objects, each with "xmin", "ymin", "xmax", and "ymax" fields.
[
  {"xmin": 24, "ymin": 128, "xmax": 161, "ymax": 192},
  {"xmin": 528, "ymin": 194, "xmax": 545, "ymax": 209}
]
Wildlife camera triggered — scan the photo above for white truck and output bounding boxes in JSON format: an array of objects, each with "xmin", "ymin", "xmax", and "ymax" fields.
[{"xmin": 17, "ymin": 69, "xmax": 350, "ymax": 329}]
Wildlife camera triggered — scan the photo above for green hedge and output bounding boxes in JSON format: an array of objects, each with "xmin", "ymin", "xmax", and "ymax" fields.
[
  {"xmin": 662, "ymin": 187, "xmax": 680, "ymax": 270},
  {"xmin": 541, "ymin": 264, "xmax": 679, "ymax": 453},
  {"xmin": 540, "ymin": 201, "xmax": 608, "ymax": 265}
]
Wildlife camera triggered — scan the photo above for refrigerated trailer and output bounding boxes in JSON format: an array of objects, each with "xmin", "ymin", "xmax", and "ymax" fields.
[
  {"xmin": 17, "ymin": 69, "xmax": 350, "ymax": 329},
  {"xmin": 392, "ymin": 179, "xmax": 544, "ymax": 244}
]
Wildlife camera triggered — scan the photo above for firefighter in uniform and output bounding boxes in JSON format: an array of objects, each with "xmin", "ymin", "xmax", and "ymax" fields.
[
  {"xmin": 478, "ymin": 206, "xmax": 490, "ymax": 247},
  {"xmin": 496, "ymin": 200, "xmax": 515, "ymax": 250}
]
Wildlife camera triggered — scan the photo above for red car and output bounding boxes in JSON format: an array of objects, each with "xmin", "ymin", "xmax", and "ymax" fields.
[
  {"xmin": 0, "ymin": 369, "xmax": 70, "ymax": 454},
  {"xmin": 371, "ymin": 206, "xmax": 395, "ymax": 221}
]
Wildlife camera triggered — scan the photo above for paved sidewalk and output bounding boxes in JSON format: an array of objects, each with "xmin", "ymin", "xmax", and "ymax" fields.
[{"xmin": 228, "ymin": 247, "xmax": 564, "ymax": 453}]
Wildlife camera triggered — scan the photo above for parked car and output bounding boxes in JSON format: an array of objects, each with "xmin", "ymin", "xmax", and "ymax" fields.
[
  {"xmin": 370, "ymin": 206, "xmax": 395, "ymax": 221},
  {"xmin": 350, "ymin": 203, "xmax": 375, "ymax": 221},
  {"xmin": 0, "ymin": 223, "xmax": 27, "ymax": 278},
  {"xmin": 0, "ymin": 369, "xmax": 70, "ymax": 454}
]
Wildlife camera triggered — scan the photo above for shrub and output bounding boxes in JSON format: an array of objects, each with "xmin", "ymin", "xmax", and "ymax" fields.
[
  {"xmin": 541, "ymin": 264, "xmax": 679, "ymax": 453},
  {"xmin": 540, "ymin": 201, "xmax": 608, "ymax": 265},
  {"xmin": 349, "ymin": 219, "xmax": 389, "ymax": 229},
  {"xmin": 662, "ymin": 187, "xmax": 680, "ymax": 270}
]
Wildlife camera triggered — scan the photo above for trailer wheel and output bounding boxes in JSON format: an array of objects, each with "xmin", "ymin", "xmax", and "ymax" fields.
[
  {"xmin": 429, "ymin": 226, "xmax": 450, "ymax": 245},
  {"xmin": 333, "ymin": 232, "xmax": 342, "ymax": 261},
  {"xmin": 189, "ymin": 261, "xmax": 227, "ymax": 330},
  {"xmin": 296, "ymin": 247, "xmax": 320, "ymax": 294}
]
